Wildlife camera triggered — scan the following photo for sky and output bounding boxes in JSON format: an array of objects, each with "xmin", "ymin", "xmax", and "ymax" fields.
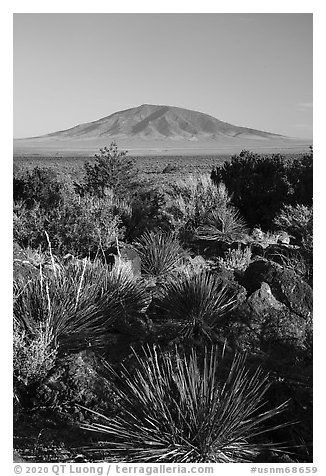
[{"xmin": 13, "ymin": 13, "xmax": 313, "ymax": 139}]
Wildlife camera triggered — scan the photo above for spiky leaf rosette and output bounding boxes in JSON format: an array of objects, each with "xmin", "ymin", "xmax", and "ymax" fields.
[
  {"xmin": 14, "ymin": 259, "xmax": 149, "ymax": 353},
  {"xmin": 196, "ymin": 206, "xmax": 248, "ymax": 242},
  {"xmin": 79, "ymin": 346, "xmax": 288, "ymax": 462},
  {"xmin": 133, "ymin": 230, "xmax": 186, "ymax": 279},
  {"xmin": 156, "ymin": 270, "xmax": 239, "ymax": 341}
]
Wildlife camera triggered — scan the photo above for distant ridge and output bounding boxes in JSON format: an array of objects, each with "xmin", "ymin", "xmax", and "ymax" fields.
[{"xmin": 14, "ymin": 104, "xmax": 310, "ymax": 156}]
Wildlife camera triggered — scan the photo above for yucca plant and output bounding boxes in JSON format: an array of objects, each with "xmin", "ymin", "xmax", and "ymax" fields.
[
  {"xmin": 14, "ymin": 258, "xmax": 149, "ymax": 354},
  {"xmin": 156, "ymin": 270, "xmax": 239, "ymax": 341},
  {"xmin": 133, "ymin": 230, "xmax": 186, "ymax": 280},
  {"xmin": 196, "ymin": 206, "xmax": 248, "ymax": 242},
  {"xmin": 79, "ymin": 346, "xmax": 289, "ymax": 462}
]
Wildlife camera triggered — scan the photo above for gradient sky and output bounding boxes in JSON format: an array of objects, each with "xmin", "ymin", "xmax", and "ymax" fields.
[{"xmin": 13, "ymin": 13, "xmax": 313, "ymax": 139}]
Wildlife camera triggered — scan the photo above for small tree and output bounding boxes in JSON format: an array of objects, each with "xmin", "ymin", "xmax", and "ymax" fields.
[{"xmin": 75, "ymin": 142, "xmax": 139, "ymax": 199}]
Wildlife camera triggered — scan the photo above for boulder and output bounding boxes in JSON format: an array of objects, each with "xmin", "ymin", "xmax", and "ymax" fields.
[
  {"xmin": 228, "ymin": 274, "xmax": 312, "ymax": 363},
  {"xmin": 103, "ymin": 245, "xmax": 142, "ymax": 277},
  {"xmin": 240, "ymin": 259, "xmax": 312, "ymax": 319},
  {"xmin": 277, "ymin": 231, "xmax": 291, "ymax": 245},
  {"xmin": 119, "ymin": 246, "xmax": 141, "ymax": 277},
  {"xmin": 246, "ymin": 282, "xmax": 285, "ymax": 314}
]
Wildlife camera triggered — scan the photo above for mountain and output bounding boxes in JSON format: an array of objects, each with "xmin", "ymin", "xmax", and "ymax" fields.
[
  {"xmin": 14, "ymin": 104, "xmax": 310, "ymax": 156},
  {"xmin": 20, "ymin": 104, "xmax": 286, "ymax": 141}
]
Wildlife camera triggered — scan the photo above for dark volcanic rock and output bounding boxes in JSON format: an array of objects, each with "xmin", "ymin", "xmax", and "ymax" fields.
[
  {"xmin": 228, "ymin": 274, "xmax": 312, "ymax": 363},
  {"xmin": 246, "ymin": 282, "xmax": 285, "ymax": 314},
  {"xmin": 240, "ymin": 259, "xmax": 312, "ymax": 319}
]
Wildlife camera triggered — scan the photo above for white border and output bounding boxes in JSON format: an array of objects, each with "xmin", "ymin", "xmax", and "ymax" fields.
[{"xmin": 2, "ymin": 2, "xmax": 322, "ymax": 474}]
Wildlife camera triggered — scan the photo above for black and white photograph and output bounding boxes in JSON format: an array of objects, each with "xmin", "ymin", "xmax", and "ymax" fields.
[{"xmin": 12, "ymin": 9, "xmax": 315, "ymax": 468}]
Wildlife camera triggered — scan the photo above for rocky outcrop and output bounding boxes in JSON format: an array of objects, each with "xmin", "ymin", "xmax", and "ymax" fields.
[
  {"xmin": 229, "ymin": 261, "xmax": 313, "ymax": 362},
  {"xmin": 246, "ymin": 282, "xmax": 285, "ymax": 314},
  {"xmin": 103, "ymin": 245, "xmax": 141, "ymax": 278},
  {"xmin": 240, "ymin": 259, "xmax": 312, "ymax": 319}
]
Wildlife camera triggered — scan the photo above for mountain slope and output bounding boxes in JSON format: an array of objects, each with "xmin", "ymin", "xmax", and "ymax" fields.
[
  {"xmin": 20, "ymin": 104, "xmax": 285, "ymax": 142},
  {"xmin": 14, "ymin": 104, "xmax": 310, "ymax": 156}
]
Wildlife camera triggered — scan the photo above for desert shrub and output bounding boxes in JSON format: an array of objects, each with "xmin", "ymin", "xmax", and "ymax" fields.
[
  {"xmin": 13, "ymin": 166, "xmax": 64, "ymax": 210},
  {"xmin": 36, "ymin": 351, "xmax": 118, "ymax": 416},
  {"xmin": 13, "ymin": 242, "xmax": 48, "ymax": 266},
  {"xmin": 164, "ymin": 175, "xmax": 231, "ymax": 233},
  {"xmin": 287, "ymin": 147, "xmax": 313, "ymax": 205},
  {"xmin": 162, "ymin": 163, "xmax": 180, "ymax": 174},
  {"xmin": 13, "ymin": 243, "xmax": 61, "ymax": 283},
  {"xmin": 48, "ymin": 193, "xmax": 123, "ymax": 257},
  {"xmin": 13, "ymin": 201, "xmax": 48, "ymax": 249},
  {"xmin": 74, "ymin": 142, "xmax": 140, "ymax": 199},
  {"xmin": 13, "ymin": 318, "xmax": 57, "ymax": 399},
  {"xmin": 14, "ymin": 259, "xmax": 149, "ymax": 355},
  {"xmin": 211, "ymin": 150, "xmax": 313, "ymax": 228},
  {"xmin": 156, "ymin": 270, "xmax": 240, "ymax": 342},
  {"xmin": 133, "ymin": 230, "xmax": 186, "ymax": 280},
  {"xmin": 13, "ymin": 193, "xmax": 123, "ymax": 257},
  {"xmin": 173, "ymin": 255, "xmax": 209, "ymax": 278},
  {"xmin": 121, "ymin": 186, "xmax": 170, "ymax": 241},
  {"xmin": 250, "ymin": 227, "xmax": 288, "ymax": 246},
  {"xmin": 80, "ymin": 346, "xmax": 288, "ymax": 462},
  {"xmin": 217, "ymin": 246, "xmax": 252, "ymax": 272},
  {"xmin": 274, "ymin": 204, "xmax": 313, "ymax": 250},
  {"xmin": 273, "ymin": 204, "xmax": 312, "ymax": 284}
]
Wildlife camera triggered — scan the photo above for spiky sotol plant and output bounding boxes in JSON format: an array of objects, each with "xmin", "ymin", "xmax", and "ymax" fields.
[
  {"xmin": 14, "ymin": 258, "xmax": 149, "ymax": 354},
  {"xmin": 156, "ymin": 269, "xmax": 240, "ymax": 341},
  {"xmin": 79, "ymin": 346, "xmax": 289, "ymax": 463},
  {"xmin": 195, "ymin": 206, "xmax": 248, "ymax": 242},
  {"xmin": 133, "ymin": 230, "xmax": 186, "ymax": 280}
]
